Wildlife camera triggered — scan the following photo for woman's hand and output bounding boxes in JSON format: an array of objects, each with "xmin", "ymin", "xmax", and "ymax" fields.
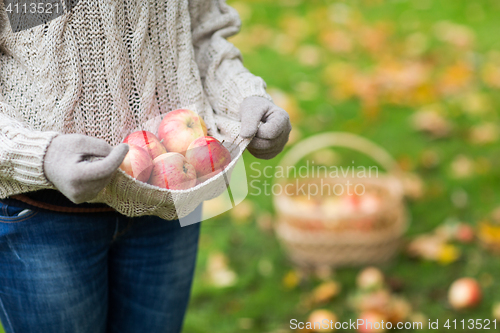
[
  {"xmin": 43, "ymin": 134, "xmax": 129, "ymax": 203},
  {"xmin": 239, "ymin": 96, "xmax": 292, "ymax": 160}
]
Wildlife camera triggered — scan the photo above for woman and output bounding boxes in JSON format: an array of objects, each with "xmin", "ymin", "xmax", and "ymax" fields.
[{"xmin": 0, "ymin": 1, "xmax": 291, "ymax": 332}]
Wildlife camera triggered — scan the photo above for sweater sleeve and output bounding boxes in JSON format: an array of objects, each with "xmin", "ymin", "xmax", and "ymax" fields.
[
  {"xmin": 0, "ymin": 97, "xmax": 60, "ymax": 196},
  {"xmin": 0, "ymin": 9, "xmax": 60, "ymax": 197},
  {"xmin": 188, "ymin": 0, "xmax": 272, "ymax": 120}
]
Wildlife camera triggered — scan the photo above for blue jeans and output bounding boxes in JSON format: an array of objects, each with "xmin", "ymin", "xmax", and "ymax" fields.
[{"xmin": 0, "ymin": 201, "xmax": 201, "ymax": 333}]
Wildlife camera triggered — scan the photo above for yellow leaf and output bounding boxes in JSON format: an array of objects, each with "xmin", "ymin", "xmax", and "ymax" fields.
[
  {"xmin": 230, "ymin": 199, "xmax": 254, "ymax": 223},
  {"xmin": 311, "ymin": 281, "xmax": 341, "ymax": 304},
  {"xmin": 319, "ymin": 29, "xmax": 353, "ymax": 53},
  {"xmin": 283, "ymin": 270, "xmax": 300, "ymax": 289},
  {"xmin": 267, "ymin": 88, "xmax": 302, "ymax": 124},
  {"xmin": 438, "ymin": 62, "xmax": 473, "ymax": 96},
  {"xmin": 434, "ymin": 21, "xmax": 475, "ymax": 49},
  {"xmin": 469, "ymin": 123, "xmax": 499, "ymax": 145},
  {"xmin": 437, "ymin": 244, "xmax": 461, "ymax": 265},
  {"xmin": 478, "ymin": 222, "xmax": 500, "ymax": 242}
]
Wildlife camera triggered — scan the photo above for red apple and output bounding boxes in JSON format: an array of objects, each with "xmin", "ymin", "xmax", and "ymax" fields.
[
  {"xmin": 123, "ymin": 131, "xmax": 166, "ymax": 159},
  {"xmin": 455, "ymin": 223, "xmax": 475, "ymax": 243},
  {"xmin": 149, "ymin": 153, "xmax": 197, "ymax": 190},
  {"xmin": 357, "ymin": 311, "xmax": 387, "ymax": 333},
  {"xmin": 307, "ymin": 309, "xmax": 337, "ymax": 332},
  {"xmin": 120, "ymin": 144, "xmax": 154, "ymax": 182},
  {"xmin": 185, "ymin": 136, "xmax": 231, "ymax": 183},
  {"xmin": 357, "ymin": 267, "xmax": 385, "ymax": 291},
  {"xmin": 157, "ymin": 109, "xmax": 207, "ymax": 154},
  {"xmin": 448, "ymin": 277, "xmax": 482, "ymax": 310}
]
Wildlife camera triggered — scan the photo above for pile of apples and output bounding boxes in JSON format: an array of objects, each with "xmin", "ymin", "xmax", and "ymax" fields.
[{"xmin": 119, "ymin": 109, "xmax": 232, "ymax": 190}]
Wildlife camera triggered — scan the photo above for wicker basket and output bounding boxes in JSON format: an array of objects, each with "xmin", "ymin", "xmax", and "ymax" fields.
[{"xmin": 273, "ymin": 132, "xmax": 409, "ymax": 268}]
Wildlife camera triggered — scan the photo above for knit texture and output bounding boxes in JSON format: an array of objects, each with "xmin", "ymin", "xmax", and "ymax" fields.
[{"xmin": 0, "ymin": 0, "xmax": 272, "ymax": 218}]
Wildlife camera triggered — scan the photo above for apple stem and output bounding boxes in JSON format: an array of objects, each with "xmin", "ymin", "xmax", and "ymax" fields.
[
  {"xmin": 221, "ymin": 140, "xmax": 225, "ymax": 144},
  {"xmin": 160, "ymin": 139, "xmax": 164, "ymax": 143}
]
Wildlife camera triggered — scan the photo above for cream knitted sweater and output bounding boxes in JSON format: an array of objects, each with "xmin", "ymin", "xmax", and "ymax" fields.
[{"xmin": 0, "ymin": 0, "xmax": 271, "ymax": 199}]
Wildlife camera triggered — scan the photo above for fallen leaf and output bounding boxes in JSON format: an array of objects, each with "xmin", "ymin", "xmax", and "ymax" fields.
[
  {"xmin": 283, "ymin": 270, "xmax": 301, "ymax": 290},
  {"xmin": 206, "ymin": 252, "xmax": 237, "ymax": 288},
  {"xmin": 310, "ymin": 281, "xmax": 342, "ymax": 304},
  {"xmin": 310, "ymin": 149, "xmax": 340, "ymax": 166},
  {"xmin": 404, "ymin": 32, "xmax": 429, "ymax": 57},
  {"xmin": 248, "ymin": 24, "xmax": 275, "ymax": 48},
  {"xmin": 481, "ymin": 62, "xmax": 500, "ymax": 89},
  {"xmin": 230, "ymin": 2, "xmax": 252, "ymax": 23},
  {"xmin": 401, "ymin": 172, "xmax": 424, "ymax": 200},
  {"xmin": 294, "ymin": 81, "xmax": 319, "ymax": 101},
  {"xmin": 412, "ymin": 107, "xmax": 452, "ymax": 138},
  {"xmin": 256, "ymin": 212, "xmax": 274, "ymax": 233},
  {"xmin": 478, "ymin": 221, "xmax": 500, "ymax": 253},
  {"xmin": 268, "ymin": 88, "xmax": 302, "ymax": 123},
  {"xmin": 434, "ymin": 21, "xmax": 475, "ymax": 49},
  {"xmin": 437, "ymin": 244, "xmax": 461, "ymax": 264},
  {"xmin": 408, "ymin": 313, "xmax": 427, "ymax": 328},
  {"xmin": 493, "ymin": 302, "xmax": 500, "ymax": 320},
  {"xmin": 469, "ymin": 123, "xmax": 499, "ymax": 145},
  {"xmin": 286, "ymin": 127, "xmax": 303, "ymax": 146},
  {"xmin": 407, "ymin": 234, "xmax": 444, "ymax": 261},
  {"xmin": 460, "ymin": 92, "xmax": 492, "ymax": 116},
  {"xmin": 296, "ymin": 45, "xmax": 322, "ymax": 67},
  {"xmin": 387, "ymin": 297, "xmax": 412, "ymax": 323},
  {"xmin": 314, "ymin": 265, "xmax": 333, "ymax": 281},
  {"xmin": 357, "ymin": 23, "xmax": 392, "ymax": 54},
  {"xmin": 420, "ymin": 149, "xmax": 440, "ymax": 169},
  {"xmin": 437, "ymin": 61, "xmax": 473, "ymax": 96},
  {"xmin": 202, "ymin": 195, "xmax": 231, "ymax": 220},
  {"xmin": 280, "ymin": 15, "xmax": 309, "ymax": 41},
  {"xmin": 450, "ymin": 155, "xmax": 474, "ymax": 179},
  {"xmin": 328, "ymin": 3, "xmax": 352, "ymax": 25},
  {"xmin": 272, "ymin": 33, "xmax": 297, "ymax": 55},
  {"xmin": 230, "ymin": 200, "xmax": 254, "ymax": 222},
  {"xmin": 319, "ymin": 29, "xmax": 353, "ymax": 53}
]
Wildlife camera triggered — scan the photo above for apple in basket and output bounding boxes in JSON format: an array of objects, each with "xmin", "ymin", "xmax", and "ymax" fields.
[
  {"xmin": 185, "ymin": 136, "xmax": 232, "ymax": 183},
  {"xmin": 123, "ymin": 131, "xmax": 166, "ymax": 159},
  {"xmin": 149, "ymin": 153, "xmax": 197, "ymax": 190},
  {"xmin": 119, "ymin": 144, "xmax": 154, "ymax": 183},
  {"xmin": 158, "ymin": 109, "xmax": 207, "ymax": 154}
]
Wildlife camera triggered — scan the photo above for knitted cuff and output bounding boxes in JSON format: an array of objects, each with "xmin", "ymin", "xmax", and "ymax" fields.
[
  {"xmin": 215, "ymin": 71, "xmax": 273, "ymax": 119},
  {"xmin": 5, "ymin": 130, "xmax": 60, "ymax": 187}
]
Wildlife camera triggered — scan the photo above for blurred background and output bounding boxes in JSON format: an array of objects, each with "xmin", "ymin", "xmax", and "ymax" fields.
[{"xmin": 184, "ymin": 0, "xmax": 500, "ymax": 332}]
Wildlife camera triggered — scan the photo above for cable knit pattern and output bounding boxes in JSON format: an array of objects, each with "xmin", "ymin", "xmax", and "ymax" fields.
[{"xmin": 0, "ymin": 0, "xmax": 272, "ymax": 214}]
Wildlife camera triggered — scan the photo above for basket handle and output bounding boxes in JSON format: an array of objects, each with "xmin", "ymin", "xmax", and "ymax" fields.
[{"xmin": 277, "ymin": 132, "xmax": 402, "ymax": 175}]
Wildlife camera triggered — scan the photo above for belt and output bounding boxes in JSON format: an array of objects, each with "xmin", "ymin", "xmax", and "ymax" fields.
[{"xmin": 7, "ymin": 189, "xmax": 115, "ymax": 213}]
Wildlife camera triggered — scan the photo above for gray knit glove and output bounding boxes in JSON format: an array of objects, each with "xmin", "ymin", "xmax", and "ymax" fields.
[
  {"xmin": 43, "ymin": 134, "xmax": 129, "ymax": 204},
  {"xmin": 239, "ymin": 96, "xmax": 292, "ymax": 160}
]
